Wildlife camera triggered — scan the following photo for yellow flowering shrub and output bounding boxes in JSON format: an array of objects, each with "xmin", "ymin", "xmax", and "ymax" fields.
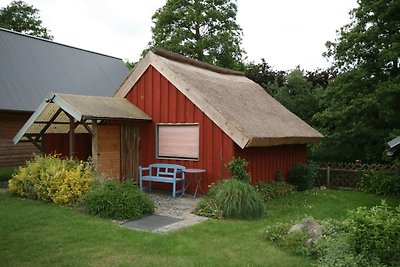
[{"xmin": 9, "ymin": 155, "xmax": 95, "ymax": 206}]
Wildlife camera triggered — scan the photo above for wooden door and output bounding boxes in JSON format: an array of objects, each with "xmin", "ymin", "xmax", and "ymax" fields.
[{"xmin": 120, "ymin": 124, "xmax": 140, "ymax": 181}]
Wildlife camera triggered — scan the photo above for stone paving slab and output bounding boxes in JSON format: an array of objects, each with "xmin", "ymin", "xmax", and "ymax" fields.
[
  {"xmin": 120, "ymin": 191, "xmax": 209, "ymax": 232},
  {"xmin": 122, "ymin": 214, "xmax": 182, "ymax": 231}
]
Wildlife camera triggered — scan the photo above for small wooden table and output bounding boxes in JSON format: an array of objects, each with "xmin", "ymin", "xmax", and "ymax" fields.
[{"xmin": 183, "ymin": 168, "xmax": 205, "ymax": 198}]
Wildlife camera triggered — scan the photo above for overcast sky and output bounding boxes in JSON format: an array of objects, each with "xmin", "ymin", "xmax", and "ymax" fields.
[{"xmin": 0, "ymin": 0, "xmax": 358, "ymax": 70}]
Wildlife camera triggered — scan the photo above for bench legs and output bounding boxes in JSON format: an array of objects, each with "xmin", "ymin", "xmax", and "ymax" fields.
[
  {"xmin": 140, "ymin": 179, "xmax": 185, "ymax": 198},
  {"xmin": 172, "ymin": 179, "xmax": 185, "ymax": 198},
  {"xmin": 140, "ymin": 179, "xmax": 151, "ymax": 192}
]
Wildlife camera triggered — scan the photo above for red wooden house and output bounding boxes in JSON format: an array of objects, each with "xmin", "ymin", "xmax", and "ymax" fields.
[
  {"xmin": 114, "ymin": 49, "xmax": 322, "ymax": 192},
  {"xmin": 14, "ymin": 49, "xmax": 322, "ymax": 194}
]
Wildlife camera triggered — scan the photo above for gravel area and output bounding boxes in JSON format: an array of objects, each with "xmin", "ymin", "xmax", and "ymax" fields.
[{"xmin": 146, "ymin": 191, "xmax": 209, "ymax": 232}]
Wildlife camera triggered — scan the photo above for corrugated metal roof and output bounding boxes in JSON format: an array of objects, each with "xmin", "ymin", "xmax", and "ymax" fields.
[
  {"xmin": 0, "ymin": 28, "xmax": 129, "ymax": 112},
  {"xmin": 388, "ymin": 136, "xmax": 400, "ymax": 149},
  {"xmin": 13, "ymin": 93, "xmax": 151, "ymax": 144}
]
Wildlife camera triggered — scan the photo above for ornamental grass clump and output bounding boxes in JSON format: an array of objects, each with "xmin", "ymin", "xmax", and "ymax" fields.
[
  {"xmin": 215, "ymin": 179, "xmax": 264, "ymax": 220},
  {"xmin": 195, "ymin": 180, "xmax": 264, "ymax": 220},
  {"xmin": 195, "ymin": 158, "xmax": 264, "ymax": 220},
  {"xmin": 8, "ymin": 155, "xmax": 95, "ymax": 206}
]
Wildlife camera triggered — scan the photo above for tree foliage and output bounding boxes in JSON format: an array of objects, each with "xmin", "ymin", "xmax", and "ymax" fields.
[
  {"xmin": 313, "ymin": 0, "xmax": 400, "ymax": 162},
  {"xmin": 244, "ymin": 59, "xmax": 286, "ymax": 95},
  {"xmin": 0, "ymin": 0, "xmax": 52, "ymax": 40},
  {"xmin": 244, "ymin": 61, "xmax": 330, "ymax": 125},
  {"xmin": 275, "ymin": 69, "xmax": 319, "ymax": 125},
  {"xmin": 148, "ymin": 0, "xmax": 245, "ymax": 69},
  {"xmin": 245, "ymin": 59, "xmax": 335, "ymax": 96},
  {"xmin": 305, "ymin": 69, "xmax": 337, "ymax": 88},
  {"xmin": 325, "ymin": 0, "xmax": 400, "ymax": 77},
  {"xmin": 124, "ymin": 59, "xmax": 137, "ymax": 70}
]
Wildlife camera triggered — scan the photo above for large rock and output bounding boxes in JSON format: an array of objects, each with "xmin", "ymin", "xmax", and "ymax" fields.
[{"xmin": 288, "ymin": 219, "xmax": 322, "ymax": 246}]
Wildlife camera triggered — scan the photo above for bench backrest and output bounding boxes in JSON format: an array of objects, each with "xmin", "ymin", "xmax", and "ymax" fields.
[{"xmin": 149, "ymin": 163, "xmax": 186, "ymax": 178}]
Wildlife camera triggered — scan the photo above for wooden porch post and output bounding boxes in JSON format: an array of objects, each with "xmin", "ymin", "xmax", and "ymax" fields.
[
  {"xmin": 68, "ymin": 115, "xmax": 75, "ymax": 158},
  {"xmin": 91, "ymin": 120, "xmax": 98, "ymax": 168}
]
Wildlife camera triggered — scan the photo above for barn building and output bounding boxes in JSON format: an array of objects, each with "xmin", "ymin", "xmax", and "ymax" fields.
[{"xmin": 14, "ymin": 49, "xmax": 323, "ymax": 193}]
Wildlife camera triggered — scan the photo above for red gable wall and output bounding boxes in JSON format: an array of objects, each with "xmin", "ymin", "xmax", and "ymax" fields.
[
  {"xmin": 125, "ymin": 66, "xmax": 235, "ymax": 193},
  {"xmin": 235, "ymin": 145, "xmax": 307, "ymax": 184},
  {"xmin": 125, "ymin": 66, "xmax": 308, "ymax": 193}
]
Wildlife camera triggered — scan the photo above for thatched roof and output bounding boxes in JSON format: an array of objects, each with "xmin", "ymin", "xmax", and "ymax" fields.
[{"xmin": 114, "ymin": 50, "xmax": 323, "ymax": 148}]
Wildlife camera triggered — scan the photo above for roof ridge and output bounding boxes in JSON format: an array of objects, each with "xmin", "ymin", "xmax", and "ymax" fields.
[
  {"xmin": 153, "ymin": 48, "xmax": 245, "ymax": 76},
  {"xmin": 0, "ymin": 27, "xmax": 123, "ymax": 61}
]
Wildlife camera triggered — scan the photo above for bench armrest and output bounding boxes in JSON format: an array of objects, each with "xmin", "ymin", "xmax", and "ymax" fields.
[{"xmin": 138, "ymin": 166, "xmax": 151, "ymax": 177}]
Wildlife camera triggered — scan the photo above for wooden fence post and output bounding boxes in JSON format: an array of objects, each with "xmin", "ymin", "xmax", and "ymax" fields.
[{"xmin": 327, "ymin": 166, "xmax": 331, "ymax": 188}]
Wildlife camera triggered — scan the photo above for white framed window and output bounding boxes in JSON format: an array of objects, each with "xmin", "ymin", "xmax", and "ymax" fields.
[{"xmin": 156, "ymin": 123, "xmax": 200, "ymax": 160}]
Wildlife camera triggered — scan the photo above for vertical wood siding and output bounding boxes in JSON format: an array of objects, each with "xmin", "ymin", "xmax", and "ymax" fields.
[
  {"xmin": 0, "ymin": 111, "xmax": 41, "ymax": 167},
  {"xmin": 44, "ymin": 133, "xmax": 91, "ymax": 160},
  {"xmin": 235, "ymin": 144, "xmax": 308, "ymax": 184},
  {"xmin": 125, "ymin": 66, "xmax": 235, "ymax": 193},
  {"xmin": 120, "ymin": 124, "xmax": 140, "ymax": 181}
]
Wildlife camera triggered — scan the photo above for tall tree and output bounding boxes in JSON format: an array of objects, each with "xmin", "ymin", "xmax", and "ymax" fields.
[
  {"xmin": 274, "ymin": 69, "xmax": 319, "ymax": 125},
  {"xmin": 324, "ymin": 0, "xmax": 399, "ymax": 77},
  {"xmin": 244, "ymin": 59, "xmax": 286, "ymax": 95},
  {"xmin": 313, "ymin": 0, "xmax": 400, "ymax": 162},
  {"xmin": 0, "ymin": 0, "xmax": 53, "ymax": 40},
  {"xmin": 148, "ymin": 0, "xmax": 245, "ymax": 69}
]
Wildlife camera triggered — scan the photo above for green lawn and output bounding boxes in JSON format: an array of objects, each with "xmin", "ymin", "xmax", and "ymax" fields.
[{"xmin": 1, "ymin": 189, "xmax": 399, "ymax": 267}]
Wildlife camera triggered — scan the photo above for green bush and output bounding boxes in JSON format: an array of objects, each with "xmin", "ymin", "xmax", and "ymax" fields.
[
  {"xmin": 83, "ymin": 180, "xmax": 154, "ymax": 220},
  {"xmin": 256, "ymin": 181, "xmax": 296, "ymax": 202},
  {"xmin": 314, "ymin": 203, "xmax": 400, "ymax": 266},
  {"xmin": 0, "ymin": 166, "xmax": 17, "ymax": 182},
  {"xmin": 8, "ymin": 155, "xmax": 95, "ymax": 206},
  {"xmin": 346, "ymin": 201, "xmax": 400, "ymax": 266},
  {"xmin": 264, "ymin": 202, "xmax": 400, "ymax": 266},
  {"xmin": 262, "ymin": 221, "xmax": 311, "ymax": 257},
  {"xmin": 195, "ymin": 179, "xmax": 264, "ymax": 220},
  {"xmin": 227, "ymin": 157, "xmax": 251, "ymax": 183},
  {"xmin": 358, "ymin": 170, "xmax": 400, "ymax": 196},
  {"xmin": 312, "ymin": 219, "xmax": 365, "ymax": 267},
  {"xmin": 287, "ymin": 162, "xmax": 318, "ymax": 191}
]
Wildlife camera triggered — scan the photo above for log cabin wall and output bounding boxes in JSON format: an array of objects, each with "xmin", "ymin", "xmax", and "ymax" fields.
[{"xmin": 0, "ymin": 111, "xmax": 41, "ymax": 167}]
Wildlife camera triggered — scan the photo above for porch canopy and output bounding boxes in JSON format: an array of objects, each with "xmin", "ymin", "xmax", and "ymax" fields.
[{"xmin": 13, "ymin": 93, "xmax": 151, "ymax": 157}]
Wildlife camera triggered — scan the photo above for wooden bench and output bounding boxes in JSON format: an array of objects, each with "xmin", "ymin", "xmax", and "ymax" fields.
[{"xmin": 139, "ymin": 163, "xmax": 186, "ymax": 198}]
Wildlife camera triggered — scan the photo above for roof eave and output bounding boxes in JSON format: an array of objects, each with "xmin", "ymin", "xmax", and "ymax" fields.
[
  {"xmin": 52, "ymin": 94, "xmax": 83, "ymax": 121},
  {"xmin": 13, "ymin": 98, "xmax": 50, "ymax": 144},
  {"xmin": 245, "ymin": 136, "xmax": 324, "ymax": 147},
  {"xmin": 114, "ymin": 52, "xmax": 156, "ymax": 98},
  {"xmin": 81, "ymin": 115, "xmax": 151, "ymax": 121}
]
